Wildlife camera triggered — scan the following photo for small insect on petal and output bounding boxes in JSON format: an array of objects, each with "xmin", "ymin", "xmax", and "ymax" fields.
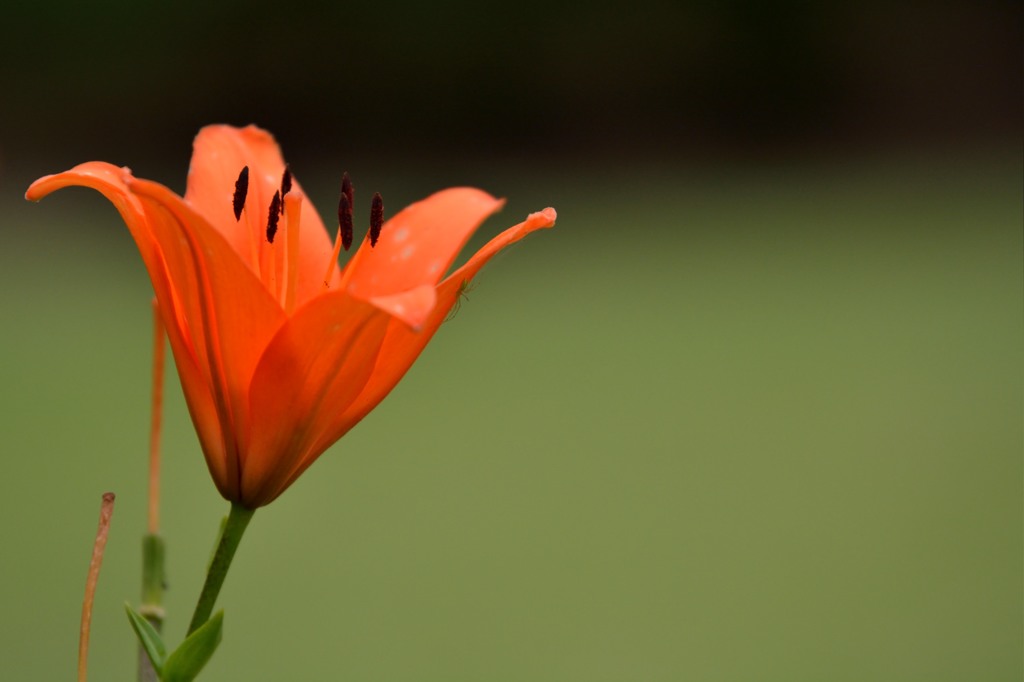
[
  {"xmin": 446, "ymin": 279, "xmax": 476, "ymax": 321},
  {"xmin": 232, "ymin": 166, "xmax": 249, "ymax": 221},
  {"xmin": 369, "ymin": 192, "xmax": 384, "ymax": 247},
  {"xmin": 266, "ymin": 191, "xmax": 282, "ymax": 243}
]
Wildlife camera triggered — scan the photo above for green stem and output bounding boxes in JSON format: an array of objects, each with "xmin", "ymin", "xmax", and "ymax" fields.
[
  {"xmin": 138, "ymin": 533, "xmax": 166, "ymax": 682},
  {"xmin": 187, "ymin": 503, "xmax": 255, "ymax": 635}
]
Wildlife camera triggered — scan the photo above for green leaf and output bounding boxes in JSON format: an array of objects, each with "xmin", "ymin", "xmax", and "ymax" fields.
[
  {"xmin": 163, "ymin": 610, "xmax": 224, "ymax": 682},
  {"xmin": 125, "ymin": 603, "xmax": 166, "ymax": 674}
]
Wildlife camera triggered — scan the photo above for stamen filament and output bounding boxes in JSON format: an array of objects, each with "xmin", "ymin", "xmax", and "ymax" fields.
[
  {"xmin": 260, "ymin": 191, "xmax": 283, "ymax": 296},
  {"xmin": 245, "ymin": 201, "xmax": 260, "ymax": 275},
  {"xmin": 258, "ymin": 219, "xmax": 274, "ymax": 292},
  {"xmin": 283, "ymin": 193, "xmax": 302, "ymax": 312},
  {"xmin": 233, "ymin": 164, "xmax": 260, "ymax": 272},
  {"xmin": 323, "ymin": 222, "xmax": 345, "ymax": 287}
]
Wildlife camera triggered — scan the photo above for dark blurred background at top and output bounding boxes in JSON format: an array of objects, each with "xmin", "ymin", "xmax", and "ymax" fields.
[{"xmin": 1, "ymin": 0, "xmax": 1019, "ymax": 177}]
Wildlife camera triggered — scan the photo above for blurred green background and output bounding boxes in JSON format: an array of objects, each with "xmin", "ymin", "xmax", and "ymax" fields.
[{"xmin": 1, "ymin": 1, "xmax": 1021, "ymax": 680}]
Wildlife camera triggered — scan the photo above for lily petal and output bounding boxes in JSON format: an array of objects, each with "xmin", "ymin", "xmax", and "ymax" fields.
[
  {"xmin": 185, "ymin": 124, "xmax": 340, "ymax": 305},
  {"xmin": 369, "ymin": 283, "xmax": 438, "ymax": 330},
  {"xmin": 344, "ymin": 188, "xmax": 505, "ymax": 302},
  {"xmin": 244, "ymin": 292, "xmax": 391, "ymax": 506},
  {"xmin": 25, "ymin": 163, "xmax": 231, "ymax": 492},
  {"xmin": 129, "ymin": 177, "xmax": 287, "ymax": 498}
]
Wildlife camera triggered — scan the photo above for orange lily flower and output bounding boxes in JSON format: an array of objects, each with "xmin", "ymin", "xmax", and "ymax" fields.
[{"xmin": 27, "ymin": 125, "xmax": 556, "ymax": 508}]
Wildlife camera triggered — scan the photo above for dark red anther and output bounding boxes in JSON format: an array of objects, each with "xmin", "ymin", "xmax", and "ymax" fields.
[
  {"xmin": 341, "ymin": 171, "xmax": 354, "ymax": 208},
  {"xmin": 232, "ymin": 166, "xmax": 249, "ymax": 221},
  {"xmin": 280, "ymin": 166, "xmax": 292, "ymax": 209},
  {"xmin": 266, "ymin": 191, "xmax": 282, "ymax": 243},
  {"xmin": 369, "ymin": 192, "xmax": 384, "ymax": 247},
  {"xmin": 338, "ymin": 193, "xmax": 353, "ymax": 251}
]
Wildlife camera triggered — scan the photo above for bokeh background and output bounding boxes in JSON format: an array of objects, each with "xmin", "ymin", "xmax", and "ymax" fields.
[{"xmin": 1, "ymin": 1, "xmax": 1021, "ymax": 680}]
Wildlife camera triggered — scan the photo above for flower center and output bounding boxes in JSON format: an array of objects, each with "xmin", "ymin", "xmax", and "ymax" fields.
[
  {"xmin": 229, "ymin": 166, "xmax": 386, "ymax": 311},
  {"xmin": 324, "ymin": 172, "xmax": 385, "ymax": 287}
]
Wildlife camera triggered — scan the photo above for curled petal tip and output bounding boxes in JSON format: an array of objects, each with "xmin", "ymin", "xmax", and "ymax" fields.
[
  {"xmin": 533, "ymin": 207, "xmax": 557, "ymax": 225},
  {"xmin": 24, "ymin": 180, "xmax": 46, "ymax": 202},
  {"xmin": 26, "ymin": 162, "xmax": 131, "ymax": 202}
]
